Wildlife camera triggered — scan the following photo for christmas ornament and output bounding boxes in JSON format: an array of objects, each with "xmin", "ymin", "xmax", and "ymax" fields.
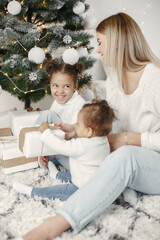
[
  {"xmin": 63, "ymin": 35, "xmax": 72, "ymax": 44},
  {"xmin": 29, "ymin": 72, "xmax": 38, "ymax": 81},
  {"xmin": 28, "ymin": 47, "xmax": 45, "ymax": 64},
  {"xmin": 76, "ymin": 47, "xmax": 88, "ymax": 57},
  {"xmin": 81, "ymin": 89, "xmax": 94, "ymax": 101},
  {"xmin": 73, "ymin": 1, "xmax": 85, "ymax": 15},
  {"xmin": 7, "ymin": 0, "xmax": 22, "ymax": 15},
  {"xmin": 0, "ymin": 85, "xmax": 2, "ymax": 94},
  {"xmin": 62, "ymin": 48, "xmax": 79, "ymax": 65},
  {"xmin": 84, "ymin": 16, "xmax": 97, "ymax": 30}
]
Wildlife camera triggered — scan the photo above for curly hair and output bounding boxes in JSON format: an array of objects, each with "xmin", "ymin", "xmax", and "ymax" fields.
[
  {"xmin": 80, "ymin": 99, "xmax": 116, "ymax": 136},
  {"xmin": 46, "ymin": 60, "xmax": 84, "ymax": 85}
]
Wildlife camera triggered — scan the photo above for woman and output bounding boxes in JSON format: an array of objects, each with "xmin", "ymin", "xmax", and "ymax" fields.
[{"xmin": 17, "ymin": 12, "xmax": 160, "ymax": 240}]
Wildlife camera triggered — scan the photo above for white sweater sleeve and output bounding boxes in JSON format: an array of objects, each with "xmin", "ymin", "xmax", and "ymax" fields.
[
  {"xmin": 141, "ymin": 93, "xmax": 160, "ymax": 151},
  {"xmin": 40, "ymin": 129, "xmax": 84, "ymax": 157}
]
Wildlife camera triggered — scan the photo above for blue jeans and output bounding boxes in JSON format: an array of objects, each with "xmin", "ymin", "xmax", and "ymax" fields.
[
  {"xmin": 35, "ymin": 110, "xmax": 61, "ymax": 125},
  {"xmin": 49, "ymin": 155, "xmax": 70, "ymax": 171},
  {"xmin": 57, "ymin": 146, "xmax": 160, "ymax": 233},
  {"xmin": 31, "ymin": 171, "xmax": 78, "ymax": 201}
]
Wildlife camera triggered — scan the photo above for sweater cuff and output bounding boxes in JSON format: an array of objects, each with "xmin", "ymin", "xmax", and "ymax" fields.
[
  {"xmin": 141, "ymin": 132, "xmax": 151, "ymax": 149},
  {"xmin": 40, "ymin": 128, "xmax": 51, "ymax": 142}
]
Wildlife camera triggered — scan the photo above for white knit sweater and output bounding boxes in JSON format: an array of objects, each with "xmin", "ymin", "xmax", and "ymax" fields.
[
  {"xmin": 50, "ymin": 91, "xmax": 86, "ymax": 124},
  {"xmin": 106, "ymin": 63, "xmax": 160, "ymax": 152},
  {"xmin": 41, "ymin": 129, "xmax": 110, "ymax": 188}
]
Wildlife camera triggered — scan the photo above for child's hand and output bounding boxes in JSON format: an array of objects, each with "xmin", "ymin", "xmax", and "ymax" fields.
[
  {"xmin": 56, "ymin": 122, "xmax": 76, "ymax": 140},
  {"xmin": 39, "ymin": 122, "xmax": 49, "ymax": 133},
  {"xmin": 40, "ymin": 156, "xmax": 49, "ymax": 168}
]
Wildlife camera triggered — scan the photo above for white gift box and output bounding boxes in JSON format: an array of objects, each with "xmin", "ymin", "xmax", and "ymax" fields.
[
  {"xmin": 19, "ymin": 126, "xmax": 65, "ymax": 158},
  {"xmin": 0, "ymin": 136, "xmax": 38, "ymax": 174},
  {"xmin": 9, "ymin": 110, "xmax": 40, "ymax": 136},
  {"xmin": 0, "ymin": 146, "xmax": 38, "ymax": 174},
  {"xmin": 0, "ymin": 136, "xmax": 18, "ymax": 156}
]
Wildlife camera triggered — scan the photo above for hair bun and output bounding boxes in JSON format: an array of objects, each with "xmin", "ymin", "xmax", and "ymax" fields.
[
  {"xmin": 74, "ymin": 62, "xmax": 84, "ymax": 74},
  {"xmin": 46, "ymin": 60, "xmax": 58, "ymax": 74}
]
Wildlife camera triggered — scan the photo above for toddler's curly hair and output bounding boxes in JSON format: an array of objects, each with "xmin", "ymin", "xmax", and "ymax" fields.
[{"xmin": 80, "ymin": 99, "xmax": 116, "ymax": 136}]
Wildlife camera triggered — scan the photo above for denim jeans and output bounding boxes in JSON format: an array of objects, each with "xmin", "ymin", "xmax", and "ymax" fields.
[
  {"xmin": 35, "ymin": 110, "xmax": 61, "ymax": 125},
  {"xmin": 57, "ymin": 145, "xmax": 160, "ymax": 233},
  {"xmin": 31, "ymin": 171, "xmax": 78, "ymax": 201}
]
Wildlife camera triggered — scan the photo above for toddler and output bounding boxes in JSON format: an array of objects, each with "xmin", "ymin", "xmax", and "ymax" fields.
[
  {"xmin": 35, "ymin": 60, "xmax": 86, "ymax": 169},
  {"xmin": 13, "ymin": 99, "xmax": 115, "ymax": 201}
]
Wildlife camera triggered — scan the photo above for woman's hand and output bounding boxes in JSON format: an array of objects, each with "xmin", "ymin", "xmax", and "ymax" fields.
[
  {"xmin": 108, "ymin": 132, "xmax": 141, "ymax": 151},
  {"xmin": 39, "ymin": 122, "xmax": 49, "ymax": 133},
  {"xmin": 39, "ymin": 156, "xmax": 49, "ymax": 168},
  {"xmin": 107, "ymin": 133, "xmax": 126, "ymax": 151},
  {"xmin": 56, "ymin": 122, "xmax": 76, "ymax": 140}
]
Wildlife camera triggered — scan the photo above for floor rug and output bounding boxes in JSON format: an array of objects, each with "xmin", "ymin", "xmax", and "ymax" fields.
[{"xmin": 1, "ymin": 166, "xmax": 160, "ymax": 240}]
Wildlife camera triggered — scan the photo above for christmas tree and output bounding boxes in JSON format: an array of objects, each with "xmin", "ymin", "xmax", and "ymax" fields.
[{"xmin": 0, "ymin": 0, "xmax": 96, "ymax": 109}]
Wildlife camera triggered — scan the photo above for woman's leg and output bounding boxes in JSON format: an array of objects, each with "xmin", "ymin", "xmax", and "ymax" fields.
[
  {"xmin": 57, "ymin": 146, "xmax": 160, "ymax": 233},
  {"xmin": 35, "ymin": 110, "xmax": 61, "ymax": 125},
  {"xmin": 31, "ymin": 182, "xmax": 78, "ymax": 201}
]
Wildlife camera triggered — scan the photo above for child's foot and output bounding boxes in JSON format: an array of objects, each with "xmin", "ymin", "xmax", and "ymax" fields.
[
  {"xmin": 123, "ymin": 188, "xmax": 138, "ymax": 206},
  {"xmin": 48, "ymin": 161, "xmax": 59, "ymax": 179},
  {"xmin": 13, "ymin": 181, "xmax": 32, "ymax": 197}
]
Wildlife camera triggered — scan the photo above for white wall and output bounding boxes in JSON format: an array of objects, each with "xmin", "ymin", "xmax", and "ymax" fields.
[{"xmin": 1, "ymin": 0, "xmax": 160, "ymax": 113}]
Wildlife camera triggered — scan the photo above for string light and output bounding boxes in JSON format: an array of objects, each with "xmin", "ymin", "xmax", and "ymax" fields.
[{"xmin": 0, "ymin": 70, "xmax": 46, "ymax": 94}]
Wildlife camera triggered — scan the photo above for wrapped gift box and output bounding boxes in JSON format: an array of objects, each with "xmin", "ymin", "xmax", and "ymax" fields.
[
  {"xmin": 9, "ymin": 110, "xmax": 40, "ymax": 136},
  {"xmin": 0, "ymin": 136, "xmax": 38, "ymax": 174},
  {"xmin": 0, "ymin": 146, "xmax": 38, "ymax": 174},
  {"xmin": 0, "ymin": 128, "xmax": 13, "ymax": 137},
  {"xmin": 0, "ymin": 136, "xmax": 17, "ymax": 153},
  {"xmin": 19, "ymin": 126, "xmax": 65, "ymax": 158}
]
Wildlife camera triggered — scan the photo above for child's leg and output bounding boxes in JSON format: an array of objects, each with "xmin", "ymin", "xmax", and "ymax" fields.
[
  {"xmin": 35, "ymin": 110, "xmax": 61, "ymax": 125},
  {"xmin": 48, "ymin": 161, "xmax": 59, "ymax": 179},
  {"xmin": 13, "ymin": 181, "xmax": 78, "ymax": 201},
  {"xmin": 56, "ymin": 171, "xmax": 72, "ymax": 183},
  {"xmin": 31, "ymin": 183, "xmax": 78, "ymax": 201},
  {"xmin": 13, "ymin": 182, "xmax": 32, "ymax": 197},
  {"xmin": 48, "ymin": 161, "xmax": 71, "ymax": 182}
]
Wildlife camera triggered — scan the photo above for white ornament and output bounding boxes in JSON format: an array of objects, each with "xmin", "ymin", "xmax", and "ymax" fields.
[
  {"xmin": 81, "ymin": 89, "xmax": 94, "ymax": 101},
  {"xmin": 29, "ymin": 72, "xmax": 38, "ymax": 81},
  {"xmin": 7, "ymin": 0, "xmax": 22, "ymax": 15},
  {"xmin": 73, "ymin": 1, "xmax": 85, "ymax": 15},
  {"xmin": 28, "ymin": 47, "xmax": 45, "ymax": 64},
  {"xmin": 0, "ymin": 85, "xmax": 2, "ymax": 94},
  {"xmin": 76, "ymin": 47, "xmax": 88, "ymax": 57},
  {"xmin": 63, "ymin": 35, "xmax": 72, "ymax": 44},
  {"xmin": 84, "ymin": 16, "xmax": 97, "ymax": 30},
  {"xmin": 62, "ymin": 48, "xmax": 79, "ymax": 65}
]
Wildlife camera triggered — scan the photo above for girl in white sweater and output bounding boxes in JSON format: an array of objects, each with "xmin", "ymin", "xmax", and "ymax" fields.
[
  {"xmin": 35, "ymin": 60, "xmax": 86, "ymax": 169},
  {"xmin": 13, "ymin": 99, "xmax": 115, "ymax": 200}
]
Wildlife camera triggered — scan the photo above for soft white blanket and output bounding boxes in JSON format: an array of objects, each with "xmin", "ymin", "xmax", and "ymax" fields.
[{"xmin": 1, "ymin": 166, "xmax": 160, "ymax": 240}]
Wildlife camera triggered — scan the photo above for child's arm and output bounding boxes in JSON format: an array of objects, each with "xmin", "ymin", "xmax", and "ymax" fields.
[
  {"xmin": 56, "ymin": 122, "xmax": 77, "ymax": 140},
  {"xmin": 40, "ymin": 129, "xmax": 84, "ymax": 157}
]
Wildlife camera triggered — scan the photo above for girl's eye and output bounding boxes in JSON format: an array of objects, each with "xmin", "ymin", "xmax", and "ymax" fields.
[
  {"xmin": 98, "ymin": 42, "xmax": 101, "ymax": 46},
  {"xmin": 65, "ymin": 85, "xmax": 70, "ymax": 88},
  {"xmin": 52, "ymin": 84, "xmax": 58, "ymax": 87}
]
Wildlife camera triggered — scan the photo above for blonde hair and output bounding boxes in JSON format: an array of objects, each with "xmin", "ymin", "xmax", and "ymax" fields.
[{"xmin": 96, "ymin": 12, "xmax": 160, "ymax": 84}]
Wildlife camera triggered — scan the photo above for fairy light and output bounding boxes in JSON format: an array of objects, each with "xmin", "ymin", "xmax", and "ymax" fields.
[
  {"xmin": 0, "ymin": 70, "xmax": 46, "ymax": 94},
  {"xmin": 140, "ymin": 1, "xmax": 152, "ymax": 32}
]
